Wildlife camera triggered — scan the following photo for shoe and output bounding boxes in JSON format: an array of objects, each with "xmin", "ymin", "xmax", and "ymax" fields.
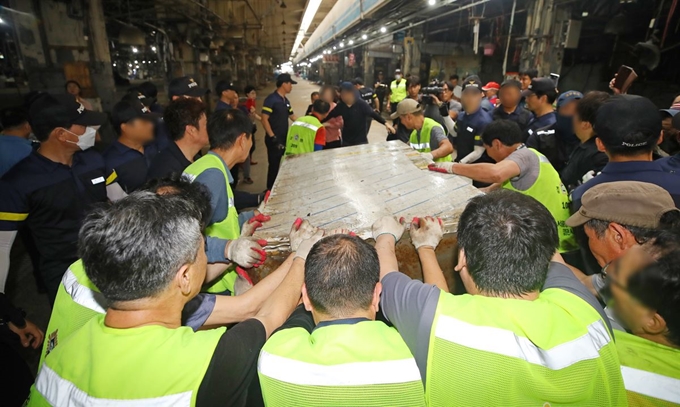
[
  {"xmin": 250, "ymin": 161, "xmax": 258, "ymax": 165},
  {"xmin": 244, "ymin": 177, "xmax": 254, "ymax": 184}
]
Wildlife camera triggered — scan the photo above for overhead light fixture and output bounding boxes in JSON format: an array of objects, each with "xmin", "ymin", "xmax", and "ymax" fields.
[
  {"xmin": 380, "ymin": 27, "xmax": 387, "ymax": 33},
  {"xmin": 362, "ymin": 34, "xmax": 368, "ymax": 40},
  {"xmin": 0, "ymin": 17, "xmax": 4, "ymax": 24},
  {"xmin": 429, "ymin": 0, "xmax": 436, "ymax": 5},
  {"xmin": 290, "ymin": 0, "xmax": 322, "ymax": 57},
  {"xmin": 333, "ymin": 46, "xmax": 337, "ymax": 50},
  {"xmin": 349, "ymin": 40, "xmax": 354, "ymax": 45},
  {"xmin": 151, "ymin": 46, "xmax": 157, "ymax": 52},
  {"xmin": 132, "ymin": 47, "xmax": 138, "ymax": 53},
  {"xmin": 339, "ymin": 42, "xmax": 344, "ymax": 47}
]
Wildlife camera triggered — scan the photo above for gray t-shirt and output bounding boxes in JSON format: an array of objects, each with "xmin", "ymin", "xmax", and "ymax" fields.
[
  {"xmin": 414, "ymin": 123, "xmax": 447, "ymax": 153},
  {"xmin": 504, "ymin": 146, "xmax": 540, "ymax": 191},
  {"xmin": 380, "ymin": 261, "xmax": 611, "ymax": 384}
]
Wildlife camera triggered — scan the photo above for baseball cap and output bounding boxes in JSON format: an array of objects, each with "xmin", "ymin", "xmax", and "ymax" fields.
[
  {"xmin": 461, "ymin": 75, "xmax": 483, "ymax": 93},
  {"xmin": 566, "ymin": 181, "xmax": 679, "ymax": 228},
  {"xmin": 124, "ymin": 90, "xmax": 150, "ymax": 106},
  {"xmin": 594, "ymin": 95, "xmax": 661, "ymax": 149},
  {"xmin": 339, "ymin": 82, "xmax": 355, "ymax": 92},
  {"xmin": 276, "ymin": 73, "xmax": 298, "ymax": 85},
  {"xmin": 112, "ymin": 98, "xmax": 160, "ymax": 130},
  {"xmin": 352, "ymin": 77, "xmax": 364, "ymax": 86},
  {"xmin": 556, "ymin": 90, "xmax": 583, "ymax": 108},
  {"xmin": 215, "ymin": 80, "xmax": 237, "ymax": 96},
  {"xmin": 673, "ymin": 110, "xmax": 680, "ymax": 130},
  {"xmin": 660, "ymin": 102, "xmax": 680, "ymax": 117},
  {"xmin": 29, "ymin": 93, "xmax": 107, "ymax": 128},
  {"xmin": 521, "ymin": 77, "xmax": 557, "ymax": 97},
  {"xmin": 390, "ymin": 98, "xmax": 422, "ymax": 119},
  {"xmin": 482, "ymin": 82, "xmax": 500, "ymax": 91},
  {"xmin": 168, "ymin": 76, "xmax": 207, "ymax": 98},
  {"xmin": 395, "ymin": 68, "xmax": 402, "ymax": 73}
]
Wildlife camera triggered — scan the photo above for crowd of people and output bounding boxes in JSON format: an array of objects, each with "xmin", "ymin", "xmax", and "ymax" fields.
[{"xmin": 0, "ymin": 64, "xmax": 678, "ymax": 406}]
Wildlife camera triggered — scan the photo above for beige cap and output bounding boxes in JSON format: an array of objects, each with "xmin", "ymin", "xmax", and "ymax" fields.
[
  {"xmin": 390, "ymin": 98, "xmax": 422, "ymax": 120},
  {"xmin": 566, "ymin": 181, "xmax": 679, "ymax": 228}
]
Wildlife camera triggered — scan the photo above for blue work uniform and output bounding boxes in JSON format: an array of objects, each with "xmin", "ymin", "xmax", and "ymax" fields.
[
  {"xmin": 0, "ymin": 135, "xmax": 36, "ymax": 177},
  {"xmin": 454, "ymin": 108, "xmax": 493, "ymax": 163},
  {"xmin": 658, "ymin": 154, "xmax": 680, "ymax": 174},
  {"xmin": 103, "ymin": 140, "xmax": 159, "ymax": 193},
  {"xmin": 524, "ymin": 111, "xmax": 556, "ymax": 142}
]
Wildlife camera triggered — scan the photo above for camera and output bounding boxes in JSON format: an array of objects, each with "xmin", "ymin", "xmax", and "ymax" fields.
[{"xmin": 420, "ymin": 86, "xmax": 444, "ymax": 105}]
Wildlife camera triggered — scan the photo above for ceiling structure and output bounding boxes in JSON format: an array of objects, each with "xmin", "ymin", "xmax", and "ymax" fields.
[{"xmin": 101, "ymin": 0, "xmax": 335, "ymax": 63}]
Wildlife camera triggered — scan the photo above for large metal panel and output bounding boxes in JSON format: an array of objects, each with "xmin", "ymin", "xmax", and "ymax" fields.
[{"xmin": 251, "ymin": 141, "xmax": 482, "ymax": 291}]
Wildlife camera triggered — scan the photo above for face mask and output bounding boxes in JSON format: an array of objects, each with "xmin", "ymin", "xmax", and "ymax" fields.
[
  {"xmin": 64, "ymin": 126, "xmax": 97, "ymax": 150},
  {"xmin": 555, "ymin": 114, "xmax": 575, "ymax": 137},
  {"xmin": 395, "ymin": 75, "xmax": 402, "ymax": 80}
]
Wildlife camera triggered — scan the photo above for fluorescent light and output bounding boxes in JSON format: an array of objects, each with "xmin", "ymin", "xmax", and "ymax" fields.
[
  {"xmin": 151, "ymin": 46, "xmax": 157, "ymax": 52},
  {"xmin": 132, "ymin": 47, "xmax": 138, "ymax": 53},
  {"xmin": 290, "ymin": 0, "xmax": 323, "ymax": 57},
  {"xmin": 339, "ymin": 42, "xmax": 344, "ymax": 47},
  {"xmin": 362, "ymin": 34, "xmax": 368, "ymax": 40},
  {"xmin": 349, "ymin": 40, "xmax": 354, "ymax": 45},
  {"xmin": 429, "ymin": 0, "xmax": 436, "ymax": 5},
  {"xmin": 333, "ymin": 46, "xmax": 337, "ymax": 50},
  {"xmin": 0, "ymin": 17, "xmax": 4, "ymax": 24},
  {"xmin": 380, "ymin": 26, "xmax": 387, "ymax": 33}
]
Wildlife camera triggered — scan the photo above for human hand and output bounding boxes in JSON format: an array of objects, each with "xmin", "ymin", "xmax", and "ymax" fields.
[
  {"xmin": 385, "ymin": 123, "xmax": 396, "ymax": 134},
  {"xmin": 257, "ymin": 190, "xmax": 271, "ymax": 213},
  {"xmin": 372, "ymin": 216, "xmax": 405, "ymax": 242},
  {"xmin": 410, "ymin": 216, "xmax": 444, "ymax": 250},
  {"xmin": 289, "ymin": 218, "xmax": 320, "ymax": 252},
  {"xmin": 420, "ymin": 152, "xmax": 434, "ymax": 162},
  {"xmin": 609, "ymin": 75, "xmax": 621, "ymax": 95},
  {"xmin": 241, "ymin": 213, "xmax": 272, "ymax": 236},
  {"xmin": 294, "ymin": 230, "xmax": 325, "ymax": 261},
  {"xmin": 9, "ymin": 319, "xmax": 44, "ymax": 349},
  {"xmin": 431, "ymin": 95, "xmax": 441, "ymax": 105},
  {"xmin": 428, "ymin": 162, "xmax": 455, "ymax": 174},
  {"xmin": 226, "ymin": 237, "xmax": 268, "ymax": 268}
]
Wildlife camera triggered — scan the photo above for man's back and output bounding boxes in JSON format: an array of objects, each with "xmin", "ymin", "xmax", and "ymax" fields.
[{"xmin": 259, "ymin": 317, "xmax": 425, "ymax": 406}]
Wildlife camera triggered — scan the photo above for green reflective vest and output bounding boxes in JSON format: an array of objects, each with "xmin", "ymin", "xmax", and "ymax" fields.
[
  {"xmin": 502, "ymin": 147, "xmax": 578, "ymax": 253},
  {"xmin": 615, "ymin": 330, "xmax": 680, "ymax": 406},
  {"xmin": 285, "ymin": 115, "xmax": 322, "ymax": 156},
  {"xmin": 259, "ymin": 320, "xmax": 426, "ymax": 406},
  {"xmin": 38, "ymin": 260, "xmax": 106, "ymax": 370},
  {"xmin": 184, "ymin": 153, "xmax": 240, "ymax": 294},
  {"xmin": 425, "ymin": 289, "xmax": 626, "ymax": 406},
  {"xmin": 390, "ymin": 80, "xmax": 407, "ymax": 103},
  {"xmin": 409, "ymin": 117, "xmax": 452, "ymax": 162},
  {"xmin": 28, "ymin": 315, "xmax": 224, "ymax": 406}
]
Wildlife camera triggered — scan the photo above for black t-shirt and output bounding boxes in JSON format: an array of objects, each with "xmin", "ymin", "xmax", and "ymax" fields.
[
  {"xmin": 454, "ymin": 108, "xmax": 493, "ymax": 162},
  {"xmin": 196, "ymin": 319, "xmax": 267, "ymax": 406},
  {"xmin": 323, "ymin": 101, "xmax": 385, "ymax": 145},
  {"xmin": 103, "ymin": 140, "xmax": 159, "ymax": 193},
  {"xmin": 492, "ymin": 105, "xmax": 533, "ymax": 131},
  {"xmin": 560, "ymin": 137, "xmax": 608, "ymax": 191},
  {"xmin": 262, "ymin": 92, "xmax": 294, "ymax": 145},
  {"xmin": 147, "ymin": 141, "xmax": 192, "ymax": 180},
  {"xmin": 358, "ymin": 87, "xmax": 377, "ymax": 105}
]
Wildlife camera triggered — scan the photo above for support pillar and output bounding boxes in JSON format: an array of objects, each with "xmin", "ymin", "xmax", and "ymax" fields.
[{"xmin": 87, "ymin": 0, "xmax": 116, "ymax": 111}]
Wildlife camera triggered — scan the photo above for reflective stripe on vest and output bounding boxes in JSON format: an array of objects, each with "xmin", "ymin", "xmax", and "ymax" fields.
[
  {"xmin": 258, "ymin": 350, "xmax": 421, "ymax": 386},
  {"xmin": 291, "ymin": 120, "xmax": 320, "ymax": 132},
  {"xmin": 62, "ymin": 267, "xmax": 108, "ymax": 314},
  {"xmin": 434, "ymin": 315, "xmax": 611, "ymax": 370},
  {"xmin": 621, "ymin": 365, "xmax": 680, "ymax": 404},
  {"xmin": 410, "ymin": 142, "xmax": 428, "ymax": 150},
  {"xmin": 409, "ymin": 117, "xmax": 452, "ymax": 162},
  {"xmin": 36, "ymin": 364, "xmax": 192, "ymax": 407},
  {"xmin": 285, "ymin": 115, "xmax": 323, "ymax": 156}
]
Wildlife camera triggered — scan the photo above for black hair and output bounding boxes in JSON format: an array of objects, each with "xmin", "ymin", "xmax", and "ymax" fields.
[
  {"xmin": 244, "ymin": 85, "xmax": 256, "ymax": 95},
  {"xmin": 442, "ymin": 81, "xmax": 455, "ymax": 92},
  {"xmin": 163, "ymin": 98, "xmax": 207, "ymax": 141},
  {"xmin": 79, "ymin": 192, "xmax": 203, "ymax": 302},
  {"xmin": 519, "ymin": 69, "xmax": 538, "ymax": 79},
  {"xmin": 407, "ymin": 76, "xmax": 421, "ymax": 89},
  {"xmin": 141, "ymin": 174, "xmax": 213, "ymax": 230},
  {"xmin": 535, "ymin": 89, "xmax": 557, "ymax": 105},
  {"xmin": 585, "ymin": 210, "xmax": 680, "ymax": 244},
  {"xmin": 311, "ymin": 91, "xmax": 320, "ymax": 98},
  {"xmin": 576, "ymin": 91, "xmax": 610, "ymax": 124},
  {"xmin": 457, "ymin": 190, "xmax": 558, "ymax": 296},
  {"xmin": 65, "ymin": 80, "xmax": 82, "ymax": 92},
  {"xmin": 449, "ymin": 74, "xmax": 459, "ymax": 81},
  {"xmin": 208, "ymin": 108, "xmax": 252, "ymax": 150},
  {"xmin": 481, "ymin": 119, "xmax": 524, "ymax": 146},
  {"xmin": 305, "ymin": 235, "xmax": 379, "ymax": 316},
  {"xmin": 0, "ymin": 107, "xmax": 29, "ymax": 130},
  {"xmin": 311, "ymin": 99, "xmax": 330, "ymax": 114}
]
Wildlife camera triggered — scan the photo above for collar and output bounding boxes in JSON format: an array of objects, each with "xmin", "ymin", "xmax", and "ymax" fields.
[
  {"xmin": 601, "ymin": 160, "xmax": 661, "ymax": 174},
  {"xmin": 314, "ymin": 317, "xmax": 371, "ymax": 331},
  {"xmin": 208, "ymin": 151, "xmax": 234, "ymax": 183}
]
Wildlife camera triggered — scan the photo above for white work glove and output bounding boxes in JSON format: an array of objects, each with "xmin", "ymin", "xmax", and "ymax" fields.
[
  {"xmin": 420, "ymin": 152, "xmax": 434, "ymax": 162},
  {"xmin": 428, "ymin": 161, "xmax": 455, "ymax": 174},
  {"xmin": 226, "ymin": 237, "xmax": 267, "ymax": 268},
  {"xmin": 240, "ymin": 213, "xmax": 271, "ymax": 236},
  {"xmin": 289, "ymin": 218, "xmax": 320, "ymax": 252},
  {"xmin": 581, "ymin": 170, "xmax": 600, "ymax": 184},
  {"xmin": 372, "ymin": 216, "xmax": 405, "ymax": 242},
  {"xmin": 294, "ymin": 230, "xmax": 325, "ymax": 261},
  {"xmin": 410, "ymin": 216, "xmax": 444, "ymax": 250}
]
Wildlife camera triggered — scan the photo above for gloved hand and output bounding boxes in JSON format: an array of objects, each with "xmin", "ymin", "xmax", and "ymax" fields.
[
  {"xmin": 289, "ymin": 218, "xmax": 320, "ymax": 252},
  {"xmin": 410, "ymin": 216, "xmax": 444, "ymax": 250},
  {"xmin": 372, "ymin": 216, "xmax": 405, "ymax": 242},
  {"xmin": 420, "ymin": 152, "xmax": 434, "ymax": 162},
  {"xmin": 428, "ymin": 162, "xmax": 455, "ymax": 174},
  {"xmin": 225, "ymin": 237, "xmax": 268, "ymax": 268},
  {"xmin": 294, "ymin": 230, "xmax": 325, "ymax": 261},
  {"xmin": 256, "ymin": 190, "xmax": 271, "ymax": 213},
  {"xmin": 241, "ymin": 212, "xmax": 271, "ymax": 236},
  {"xmin": 581, "ymin": 170, "xmax": 599, "ymax": 184}
]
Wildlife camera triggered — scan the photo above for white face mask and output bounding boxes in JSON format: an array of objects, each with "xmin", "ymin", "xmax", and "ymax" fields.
[
  {"xmin": 395, "ymin": 75, "xmax": 402, "ymax": 80},
  {"xmin": 64, "ymin": 126, "xmax": 97, "ymax": 150}
]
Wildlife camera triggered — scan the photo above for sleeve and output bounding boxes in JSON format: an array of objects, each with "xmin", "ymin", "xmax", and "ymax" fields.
[
  {"xmin": 193, "ymin": 169, "xmax": 229, "ymax": 226},
  {"xmin": 380, "ymin": 272, "xmax": 441, "ymax": 383},
  {"xmin": 542, "ymin": 261, "xmax": 613, "ymax": 334},
  {"xmin": 430, "ymin": 125, "xmax": 447, "ymax": 147},
  {"xmin": 315, "ymin": 127, "xmax": 326, "ymax": 147},
  {"xmin": 205, "ymin": 236, "xmax": 228, "ymax": 263},
  {"xmin": 181, "ymin": 293, "xmax": 216, "ymax": 330},
  {"xmin": 473, "ymin": 121, "xmax": 487, "ymax": 147},
  {"xmin": 592, "ymin": 151, "xmax": 609, "ymax": 174},
  {"xmin": 287, "ymin": 100, "xmax": 294, "ymax": 116},
  {"xmin": 0, "ymin": 180, "xmax": 28, "ymax": 231},
  {"xmin": 196, "ymin": 319, "xmax": 267, "ymax": 406},
  {"xmin": 261, "ymin": 96, "xmax": 274, "ymax": 116},
  {"xmin": 305, "ymin": 105, "xmax": 312, "ymax": 116},
  {"xmin": 272, "ymin": 304, "xmax": 315, "ymax": 335},
  {"xmin": 367, "ymin": 103, "xmax": 386, "ymax": 124},
  {"xmin": 238, "ymin": 211, "xmax": 255, "ymax": 229},
  {"xmin": 321, "ymin": 104, "xmax": 342, "ymax": 122},
  {"xmin": 504, "ymin": 148, "xmax": 539, "ymax": 191}
]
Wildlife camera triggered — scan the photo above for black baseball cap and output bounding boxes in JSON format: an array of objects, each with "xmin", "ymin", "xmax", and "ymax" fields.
[
  {"xmin": 521, "ymin": 77, "xmax": 557, "ymax": 97},
  {"xmin": 124, "ymin": 89, "xmax": 150, "ymax": 106},
  {"xmin": 594, "ymin": 95, "xmax": 661, "ymax": 149},
  {"xmin": 215, "ymin": 80, "xmax": 237, "ymax": 96},
  {"xmin": 29, "ymin": 94, "xmax": 107, "ymax": 128},
  {"xmin": 169, "ymin": 76, "xmax": 208, "ymax": 98},
  {"xmin": 461, "ymin": 75, "xmax": 483, "ymax": 93},
  {"xmin": 112, "ymin": 98, "xmax": 160, "ymax": 130},
  {"xmin": 352, "ymin": 77, "xmax": 364, "ymax": 86},
  {"xmin": 276, "ymin": 73, "xmax": 298, "ymax": 86},
  {"xmin": 339, "ymin": 82, "xmax": 355, "ymax": 92}
]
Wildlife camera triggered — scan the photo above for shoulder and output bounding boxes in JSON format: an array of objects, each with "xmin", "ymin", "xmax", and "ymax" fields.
[
  {"xmin": 1, "ymin": 153, "xmax": 40, "ymax": 182},
  {"xmin": 194, "ymin": 167, "xmax": 227, "ymax": 187}
]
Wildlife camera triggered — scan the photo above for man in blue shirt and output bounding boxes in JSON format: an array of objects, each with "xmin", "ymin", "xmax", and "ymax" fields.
[
  {"xmin": 454, "ymin": 76, "xmax": 493, "ymax": 165},
  {"xmin": 572, "ymin": 95, "xmax": 680, "ymax": 211},
  {"xmin": 103, "ymin": 97, "xmax": 161, "ymax": 193},
  {"xmin": 262, "ymin": 73, "xmax": 297, "ymax": 189},
  {"xmin": 522, "ymin": 77, "xmax": 557, "ymax": 141},
  {"xmin": 215, "ymin": 80, "xmax": 238, "ymax": 112},
  {"xmin": 492, "ymin": 80, "xmax": 532, "ymax": 131},
  {"xmin": 0, "ymin": 108, "xmax": 34, "ymax": 177}
]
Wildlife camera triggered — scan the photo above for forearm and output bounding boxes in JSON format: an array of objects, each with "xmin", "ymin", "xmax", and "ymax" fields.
[
  {"xmin": 369, "ymin": 109, "xmax": 386, "ymax": 125},
  {"xmin": 205, "ymin": 263, "xmax": 230, "ymax": 283},
  {"xmin": 255, "ymin": 257, "xmax": 305, "ymax": 338},
  {"xmin": 459, "ymin": 145, "xmax": 485, "ymax": 164},
  {"xmin": 431, "ymin": 140, "xmax": 454, "ymax": 160},
  {"xmin": 417, "ymin": 247, "xmax": 448, "ymax": 292},
  {"xmin": 261, "ymin": 116, "xmax": 274, "ymax": 137},
  {"xmin": 452, "ymin": 162, "xmax": 503, "ymax": 184},
  {"xmin": 289, "ymin": 114, "xmax": 298, "ymax": 122},
  {"xmin": 376, "ymin": 235, "xmax": 399, "ymax": 280}
]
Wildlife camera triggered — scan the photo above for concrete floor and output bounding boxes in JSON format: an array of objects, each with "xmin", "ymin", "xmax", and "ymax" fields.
[{"xmin": 5, "ymin": 78, "xmax": 392, "ymax": 375}]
